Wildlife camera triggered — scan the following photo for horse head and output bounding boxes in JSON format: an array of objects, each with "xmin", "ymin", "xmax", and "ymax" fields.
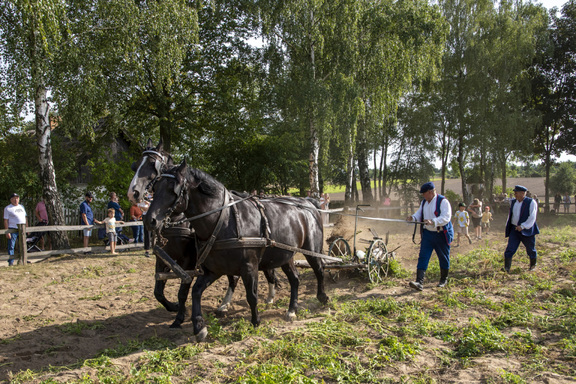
[
  {"xmin": 128, "ymin": 138, "xmax": 174, "ymax": 204},
  {"xmin": 144, "ymin": 160, "xmax": 190, "ymax": 233}
]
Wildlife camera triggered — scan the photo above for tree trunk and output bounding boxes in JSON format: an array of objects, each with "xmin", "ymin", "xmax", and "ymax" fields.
[
  {"xmin": 457, "ymin": 135, "xmax": 469, "ymax": 204},
  {"xmin": 344, "ymin": 132, "xmax": 355, "ymax": 204},
  {"xmin": 35, "ymin": 86, "xmax": 70, "ymax": 249}
]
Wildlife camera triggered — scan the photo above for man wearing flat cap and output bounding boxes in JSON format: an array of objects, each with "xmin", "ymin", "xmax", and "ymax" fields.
[
  {"xmin": 3, "ymin": 193, "xmax": 28, "ymax": 266},
  {"xmin": 406, "ymin": 182, "xmax": 454, "ymax": 290},
  {"xmin": 502, "ymin": 185, "xmax": 539, "ymax": 272}
]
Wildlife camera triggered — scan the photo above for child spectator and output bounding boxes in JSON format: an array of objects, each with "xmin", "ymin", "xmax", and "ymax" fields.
[
  {"xmin": 95, "ymin": 208, "xmax": 125, "ymax": 255},
  {"xmin": 481, "ymin": 206, "xmax": 493, "ymax": 234},
  {"xmin": 453, "ymin": 202, "xmax": 472, "ymax": 247}
]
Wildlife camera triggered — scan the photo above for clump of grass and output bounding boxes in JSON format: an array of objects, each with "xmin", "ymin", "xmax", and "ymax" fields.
[
  {"xmin": 455, "ymin": 318, "xmax": 507, "ymax": 357},
  {"xmin": 376, "ymin": 335, "xmax": 420, "ymax": 361}
]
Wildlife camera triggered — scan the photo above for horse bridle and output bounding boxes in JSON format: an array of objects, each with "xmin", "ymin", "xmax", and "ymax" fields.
[{"xmin": 141, "ymin": 149, "xmax": 168, "ymax": 195}]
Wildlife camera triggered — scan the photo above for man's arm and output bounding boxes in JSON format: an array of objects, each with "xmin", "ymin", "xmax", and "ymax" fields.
[{"xmin": 520, "ymin": 200, "xmax": 538, "ymax": 230}]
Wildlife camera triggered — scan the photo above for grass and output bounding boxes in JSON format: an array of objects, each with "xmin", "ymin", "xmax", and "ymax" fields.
[{"xmin": 4, "ymin": 222, "xmax": 576, "ymax": 383}]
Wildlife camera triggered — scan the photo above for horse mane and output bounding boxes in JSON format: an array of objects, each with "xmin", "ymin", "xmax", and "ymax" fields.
[
  {"xmin": 305, "ymin": 197, "xmax": 321, "ymax": 209},
  {"xmin": 186, "ymin": 167, "xmax": 223, "ymax": 198}
]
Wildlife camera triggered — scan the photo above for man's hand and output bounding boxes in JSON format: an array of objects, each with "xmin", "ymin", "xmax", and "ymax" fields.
[
  {"xmin": 516, "ymin": 225, "xmax": 523, "ymax": 232},
  {"xmin": 424, "ymin": 219, "xmax": 433, "ymax": 225},
  {"xmin": 406, "ymin": 216, "xmax": 413, "ymax": 222}
]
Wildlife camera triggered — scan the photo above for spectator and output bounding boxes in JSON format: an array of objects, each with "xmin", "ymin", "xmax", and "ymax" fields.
[
  {"xmin": 453, "ymin": 202, "xmax": 472, "ymax": 247},
  {"xmin": 108, "ymin": 192, "xmax": 129, "ymax": 242},
  {"xmin": 481, "ymin": 206, "xmax": 493, "ymax": 235},
  {"xmin": 554, "ymin": 193, "xmax": 561, "ymax": 213},
  {"xmin": 79, "ymin": 192, "xmax": 95, "ymax": 252},
  {"xmin": 320, "ymin": 193, "xmax": 330, "ymax": 225},
  {"xmin": 34, "ymin": 197, "xmax": 51, "ymax": 250},
  {"xmin": 467, "ymin": 198, "xmax": 483, "ymax": 240},
  {"xmin": 130, "ymin": 200, "xmax": 144, "ymax": 244},
  {"xmin": 95, "ymin": 208, "xmax": 125, "ymax": 255},
  {"xmin": 563, "ymin": 194, "xmax": 571, "ymax": 213},
  {"xmin": 3, "ymin": 193, "xmax": 27, "ymax": 266}
]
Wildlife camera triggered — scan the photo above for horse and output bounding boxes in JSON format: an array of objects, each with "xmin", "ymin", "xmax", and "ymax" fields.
[
  {"xmin": 127, "ymin": 139, "xmax": 278, "ymax": 314},
  {"xmin": 144, "ymin": 160, "xmax": 328, "ymax": 340}
]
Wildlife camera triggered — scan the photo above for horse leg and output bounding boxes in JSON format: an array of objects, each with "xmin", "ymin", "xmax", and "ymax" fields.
[
  {"xmin": 305, "ymin": 256, "xmax": 329, "ymax": 304},
  {"xmin": 280, "ymin": 260, "xmax": 299, "ymax": 321},
  {"xmin": 170, "ymin": 280, "xmax": 192, "ymax": 329},
  {"xmin": 240, "ymin": 268, "xmax": 261, "ymax": 327},
  {"xmin": 216, "ymin": 275, "xmax": 240, "ymax": 314},
  {"xmin": 191, "ymin": 272, "xmax": 218, "ymax": 341},
  {"xmin": 263, "ymin": 269, "xmax": 278, "ymax": 304},
  {"xmin": 154, "ymin": 259, "xmax": 179, "ymax": 312}
]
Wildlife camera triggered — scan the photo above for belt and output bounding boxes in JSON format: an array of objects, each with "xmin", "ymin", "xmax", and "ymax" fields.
[{"xmin": 425, "ymin": 226, "xmax": 445, "ymax": 233}]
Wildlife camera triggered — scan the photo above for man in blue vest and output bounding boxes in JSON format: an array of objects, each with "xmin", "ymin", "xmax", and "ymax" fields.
[
  {"xmin": 406, "ymin": 182, "xmax": 454, "ymax": 290},
  {"xmin": 503, "ymin": 185, "xmax": 539, "ymax": 272}
]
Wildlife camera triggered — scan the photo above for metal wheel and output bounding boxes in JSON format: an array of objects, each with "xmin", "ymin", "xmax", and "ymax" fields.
[
  {"xmin": 328, "ymin": 237, "xmax": 354, "ymax": 263},
  {"xmin": 367, "ymin": 239, "xmax": 390, "ymax": 283}
]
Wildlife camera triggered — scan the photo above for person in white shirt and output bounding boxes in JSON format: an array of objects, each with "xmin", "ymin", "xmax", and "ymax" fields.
[
  {"xmin": 503, "ymin": 185, "xmax": 539, "ymax": 272},
  {"xmin": 406, "ymin": 182, "xmax": 453, "ymax": 290},
  {"xmin": 3, "ymin": 193, "xmax": 28, "ymax": 266}
]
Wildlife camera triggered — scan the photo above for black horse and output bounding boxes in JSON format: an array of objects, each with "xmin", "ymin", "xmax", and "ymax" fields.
[
  {"xmin": 145, "ymin": 160, "xmax": 328, "ymax": 340},
  {"xmin": 127, "ymin": 140, "xmax": 278, "ymax": 314}
]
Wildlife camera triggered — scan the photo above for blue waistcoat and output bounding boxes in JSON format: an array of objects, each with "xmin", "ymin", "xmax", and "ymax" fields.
[
  {"xmin": 419, "ymin": 194, "xmax": 454, "ymax": 245},
  {"xmin": 505, "ymin": 197, "xmax": 540, "ymax": 238}
]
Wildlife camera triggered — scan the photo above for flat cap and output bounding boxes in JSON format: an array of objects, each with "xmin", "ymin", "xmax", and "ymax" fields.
[
  {"xmin": 513, "ymin": 185, "xmax": 527, "ymax": 192},
  {"xmin": 419, "ymin": 182, "xmax": 435, "ymax": 194},
  {"xmin": 9, "ymin": 193, "xmax": 19, "ymax": 199}
]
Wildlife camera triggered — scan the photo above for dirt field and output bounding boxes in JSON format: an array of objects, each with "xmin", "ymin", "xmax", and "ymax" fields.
[{"xmin": 0, "ymin": 208, "xmax": 574, "ymax": 383}]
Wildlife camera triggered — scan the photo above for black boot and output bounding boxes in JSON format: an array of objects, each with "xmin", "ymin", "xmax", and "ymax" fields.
[
  {"xmin": 437, "ymin": 269, "xmax": 449, "ymax": 287},
  {"xmin": 409, "ymin": 269, "xmax": 425, "ymax": 291},
  {"xmin": 501, "ymin": 257, "xmax": 512, "ymax": 273},
  {"xmin": 529, "ymin": 258, "xmax": 537, "ymax": 271}
]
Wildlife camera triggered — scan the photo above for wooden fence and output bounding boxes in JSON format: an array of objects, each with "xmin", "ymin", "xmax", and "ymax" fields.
[{"xmin": 0, "ymin": 221, "xmax": 144, "ymax": 265}]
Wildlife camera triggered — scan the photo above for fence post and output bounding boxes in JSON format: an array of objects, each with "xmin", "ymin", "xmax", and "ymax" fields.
[{"xmin": 18, "ymin": 223, "xmax": 27, "ymax": 265}]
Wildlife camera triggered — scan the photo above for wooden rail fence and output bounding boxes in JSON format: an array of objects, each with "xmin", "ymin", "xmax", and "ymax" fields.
[{"xmin": 0, "ymin": 222, "xmax": 144, "ymax": 265}]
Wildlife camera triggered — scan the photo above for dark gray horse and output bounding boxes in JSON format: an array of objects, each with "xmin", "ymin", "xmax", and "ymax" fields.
[
  {"xmin": 145, "ymin": 161, "xmax": 328, "ymax": 340},
  {"xmin": 127, "ymin": 140, "xmax": 278, "ymax": 314}
]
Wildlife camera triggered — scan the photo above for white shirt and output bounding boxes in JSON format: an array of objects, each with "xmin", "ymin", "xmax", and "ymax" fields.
[
  {"xmin": 412, "ymin": 195, "xmax": 452, "ymax": 231},
  {"xmin": 4, "ymin": 204, "xmax": 27, "ymax": 228},
  {"xmin": 510, "ymin": 198, "xmax": 537, "ymax": 229}
]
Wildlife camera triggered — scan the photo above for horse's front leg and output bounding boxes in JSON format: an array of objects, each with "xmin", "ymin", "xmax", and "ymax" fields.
[
  {"xmin": 281, "ymin": 259, "xmax": 299, "ymax": 321},
  {"xmin": 154, "ymin": 259, "xmax": 179, "ymax": 312},
  {"xmin": 216, "ymin": 275, "xmax": 240, "ymax": 314},
  {"xmin": 169, "ymin": 280, "xmax": 192, "ymax": 328},
  {"xmin": 240, "ymin": 267, "xmax": 260, "ymax": 327},
  {"xmin": 191, "ymin": 272, "xmax": 218, "ymax": 341}
]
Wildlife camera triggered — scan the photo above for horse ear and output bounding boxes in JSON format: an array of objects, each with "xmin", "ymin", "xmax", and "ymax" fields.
[
  {"xmin": 146, "ymin": 138, "xmax": 153, "ymax": 149},
  {"xmin": 178, "ymin": 159, "xmax": 187, "ymax": 174},
  {"xmin": 130, "ymin": 162, "xmax": 138, "ymax": 172},
  {"xmin": 157, "ymin": 140, "xmax": 164, "ymax": 152}
]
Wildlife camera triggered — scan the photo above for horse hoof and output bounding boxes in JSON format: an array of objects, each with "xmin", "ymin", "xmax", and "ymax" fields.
[
  {"xmin": 215, "ymin": 304, "xmax": 229, "ymax": 314},
  {"xmin": 265, "ymin": 298, "xmax": 274, "ymax": 305},
  {"xmin": 195, "ymin": 327, "xmax": 208, "ymax": 342},
  {"xmin": 169, "ymin": 322, "xmax": 182, "ymax": 329},
  {"xmin": 286, "ymin": 311, "xmax": 296, "ymax": 322}
]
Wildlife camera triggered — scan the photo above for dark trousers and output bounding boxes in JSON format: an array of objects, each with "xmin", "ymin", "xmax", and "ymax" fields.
[
  {"xmin": 504, "ymin": 228, "xmax": 537, "ymax": 260},
  {"xmin": 417, "ymin": 230, "xmax": 451, "ymax": 270}
]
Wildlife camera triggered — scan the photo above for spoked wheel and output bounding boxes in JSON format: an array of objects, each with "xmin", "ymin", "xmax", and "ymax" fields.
[
  {"xmin": 327, "ymin": 237, "xmax": 353, "ymax": 282},
  {"xmin": 328, "ymin": 237, "xmax": 354, "ymax": 263},
  {"xmin": 367, "ymin": 239, "xmax": 390, "ymax": 283}
]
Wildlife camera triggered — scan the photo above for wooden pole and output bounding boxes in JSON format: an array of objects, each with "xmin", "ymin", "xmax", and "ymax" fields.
[{"xmin": 18, "ymin": 224, "xmax": 27, "ymax": 265}]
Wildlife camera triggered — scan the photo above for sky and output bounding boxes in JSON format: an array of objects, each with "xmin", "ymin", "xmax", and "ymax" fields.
[{"xmin": 537, "ymin": 0, "xmax": 568, "ymax": 11}]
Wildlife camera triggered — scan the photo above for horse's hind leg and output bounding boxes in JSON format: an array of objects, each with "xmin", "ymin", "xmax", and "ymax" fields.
[
  {"xmin": 281, "ymin": 259, "xmax": 299, "ymax": 321},
  {"xmin": 170, "ymin": 280, "xmax": 192, "ymax": 328},
  {"xmin": 305, "ymin": 256, "xmax": 329, "ymax": 304},
  {"xmin": 154, "ymin": 260, "xmax": 179, "ymax": 312},
  {"xmin": 216, "ymin": 275, "xmax": 240, "ymax": 314},
  {"xmin": 240, "ymin": 269, "xmax": 261, "ymax": 328},
  {"xmin": 263, "ymin": 269, "xmax": 278, "ymax": 304}
]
